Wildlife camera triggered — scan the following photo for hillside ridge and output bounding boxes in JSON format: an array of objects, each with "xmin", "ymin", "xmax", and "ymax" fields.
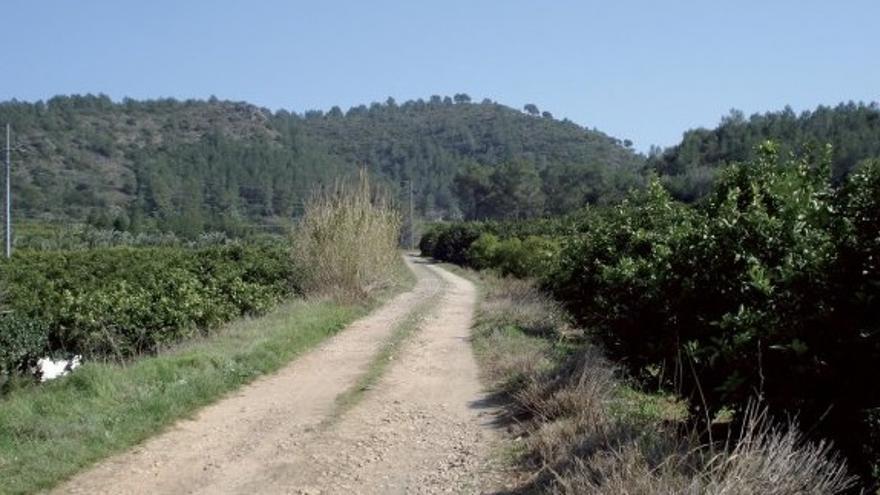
[{"xmin": 0, "ymin": 94, "xmax": 642, "ymax": 234}]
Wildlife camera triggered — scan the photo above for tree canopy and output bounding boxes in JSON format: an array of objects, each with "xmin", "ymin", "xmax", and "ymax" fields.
[
  {"xmin": 0, "ymin": 94, "xmax": 644, "ymax": 234},
  {"xmin": 649, "ymin": 102, "xmax": 880, "ymax": 201}
]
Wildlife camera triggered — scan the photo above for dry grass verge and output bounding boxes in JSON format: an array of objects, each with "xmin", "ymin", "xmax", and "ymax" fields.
[{"xmin": 466, "ymin": 270, "xmax": 857, "ymax": 494}]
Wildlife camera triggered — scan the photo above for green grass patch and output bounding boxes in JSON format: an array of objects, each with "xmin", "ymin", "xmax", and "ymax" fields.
[
  {"xmin": 612, "ymin": 385, "xmax": 688, "ymax": 424},
  {"xmin": 0, "ymin": 298, "xmax": 368, "ymax": 495}
]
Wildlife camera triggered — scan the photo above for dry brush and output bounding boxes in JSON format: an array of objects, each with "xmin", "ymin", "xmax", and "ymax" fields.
[{"xmin": 292, "ymin": 172, "xmax": 403, "ymax": 300}]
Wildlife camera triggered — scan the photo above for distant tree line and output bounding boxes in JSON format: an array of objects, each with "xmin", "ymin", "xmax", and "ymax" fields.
[
  {"xmin": 1, "ymin": 95, "xmax": 877, "ymax": 236},
  {"xmin": 649, "ymin": 101, "xmax": 880, "ymax": 200},
  {"xmin": 0, "ymin": 94, "xmax": 644, "ymax": 235}
]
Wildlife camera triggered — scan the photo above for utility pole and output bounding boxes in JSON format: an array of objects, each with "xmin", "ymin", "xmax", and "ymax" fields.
[
  {"xmin": 5, "ymin": 123, "xmax": 10, "ymax": 258},
  {"xmin": 408, "ymin": 179, "xmax": 415, "ymax": 251}
]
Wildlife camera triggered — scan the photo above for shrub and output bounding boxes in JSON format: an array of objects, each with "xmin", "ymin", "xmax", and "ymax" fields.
[
  {"xmin": 418, "ymin": 228, "xmax": 440, "ymax": 257},
  {"xmin": 0, "ymin": 243, "xmax": 295, "ymax": 361},
  {"xmin": 465, "ymin": 233, "xmax": 500, "ymax": 270},
  {"xmin": 0, "ymin": 313, "xmax": 48, "ymax": 377},
  {"xmin": 291, "ymin": 172, "xmax": 401, "ymax": 300},
  {"xmin": 549, "ymin": 145, "xmax": 880, "ymax": 486},
  {"xmin": 424, "ymin": 146, "xmax": 880, "ymax": 486},
  {"xmin": 427, "ymin": 221, "xmax": 562, "ymax": 279},
  {"xmin": 432, "ymin": 223, "xmax": 483, "ymax": 265},
  {"xmin": 493, "ymin": 236, "xmax": 559, "ymax": 278}
]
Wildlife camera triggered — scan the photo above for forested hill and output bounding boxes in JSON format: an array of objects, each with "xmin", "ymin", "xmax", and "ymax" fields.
[
  {"xmin": 0, "ymin": 94, "xmax": 643, "ymax": 236},
  {"xmin": 292, "ymin": 96, "xmax": 642, "ymax": 218},
  {"xmin": 649, "ymin": 102, "xmax": 880, "ymax": 201}
]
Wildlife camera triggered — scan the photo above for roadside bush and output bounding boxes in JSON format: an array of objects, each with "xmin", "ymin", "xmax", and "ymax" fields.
[
  {"xmin": 831, "ymin": 158, "xmax": 880, "ymax": 480},
  {"xmin": 417, "ymin": 228, "xmax": 440, "ymax": 257},
  {"xmin": 467, "ymin": 234, "xmax": 560, "ymax": 278},
  {"xmin": 292, "ymin": 172, "xmax": 401, "ymax": 300},
  {"xmin": 426, "ymin": 219, "xmax": 564, "ymax": 279},
  {"xmin": 432, "ymin": 223, "xmax": 483, "ymax": 266},
  {"xmin": 502, "ymin": 236, "xmax": 560, "ymax": 278},
  {"xmin": 550, "ymin": 144, "xmax": 880, "ymax": 486},
  {"xmin": 0, "ymin": 313, "xmax": 48, "ymax": 377},
  {"xmin": 464, "ymin": 233, "xmax": 500, "ymax": 270}
]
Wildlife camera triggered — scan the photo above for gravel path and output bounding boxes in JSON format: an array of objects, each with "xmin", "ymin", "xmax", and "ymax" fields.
[{"xmin": 52, "ymin": 257, "xmax": 502, "ymax": 494}]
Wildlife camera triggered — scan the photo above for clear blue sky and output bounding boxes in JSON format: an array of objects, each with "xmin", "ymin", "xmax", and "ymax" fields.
[{"xmin": 2, "ymin": 0, "xmax": 878, "ymax": 150}]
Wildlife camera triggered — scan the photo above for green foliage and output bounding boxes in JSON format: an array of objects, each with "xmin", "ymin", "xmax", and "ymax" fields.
[
  {"xmin": 426, "ymin": 145, "xmax": 880, "ymax": 487},
  {"xmin": 429, "ymin": 223, "xmax": 484, "ymax": 265},
  {"xmin": 650, "ymin": 102, "xmax": 880, "ymax": 200},
  {"xmin": 467, "ymin": 234, "xmax": 560, "ymax": 278},
  {"xmin": 417, "ymin": 228, "xmax": 440, "ymax": 257},
  {"xmin": 0, "ymin": 244, "xmax": 295, "ymax": 361},
  {"xmin": 464, "ymin": 233, "xmax": 500, "ymax": 270},
  {"xmin": 550, "ymin": 146, "xmax": 880, "ymax": 484},
  {"xmin": 0, "ymin": 314, "xmax": 48, "ymax": 377},
  {"xmin": 837, "ymin": 158, "xmax": 880, "ymax": 291},
  {"xmin": 421, "ymin": 215, "xmax": 575, "ymax": 275},
  {"xmin": 0, "ymin": 94, "xmax": 643, "ymax": 233}
]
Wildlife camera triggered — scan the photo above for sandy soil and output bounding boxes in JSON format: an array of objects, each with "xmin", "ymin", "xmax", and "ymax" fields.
[{"xmin": 52, "ymin": 257, "xmax": 503, "ymax": 495}]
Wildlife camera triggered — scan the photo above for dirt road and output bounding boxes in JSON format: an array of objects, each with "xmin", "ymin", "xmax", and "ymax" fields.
[{"xmin": 54, "ymin": 257, "xmax": 501, "ymax": 494}]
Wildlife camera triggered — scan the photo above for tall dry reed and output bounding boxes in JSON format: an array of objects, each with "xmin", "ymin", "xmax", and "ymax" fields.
[{"xmin": 291, "ymin": 171, "xmax": 402, "ymax": 300}]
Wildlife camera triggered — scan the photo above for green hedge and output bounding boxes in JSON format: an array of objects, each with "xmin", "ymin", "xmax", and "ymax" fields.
[
  {"xmin": 420, "ymin": 216, "xmax": 569, "ymax": 275},
  {"xmin": 0, "ymin": 243, "xmax": 296, "ymax": 371},
  {"xmin": 556, "ymin": 149, "xmax": 880, "ymax": 484},
  {"xmin": 422, "ymin": 146, "xmax": 880, "ymax": 487},
  {"xmin": 0, "ymin": 314, "xmax": 48, "ymax": 377},
  {"xmin": 466, "ymin": 234, "xmax": 560, "ymax": 278}
]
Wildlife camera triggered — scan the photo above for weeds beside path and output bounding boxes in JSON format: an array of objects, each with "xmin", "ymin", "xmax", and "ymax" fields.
[
  {"xmin": 463, "ymin": 269, "xmax": 856, "ymax": 494},
  {"xmin": 0, "ymin": 298, "xmax": 366, "ymax": 494}
]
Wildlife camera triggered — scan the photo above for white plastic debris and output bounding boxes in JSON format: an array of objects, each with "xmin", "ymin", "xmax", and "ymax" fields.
[{"xmin": 35, "ymin": 355, "xmax": 82, "ymax": 382}]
